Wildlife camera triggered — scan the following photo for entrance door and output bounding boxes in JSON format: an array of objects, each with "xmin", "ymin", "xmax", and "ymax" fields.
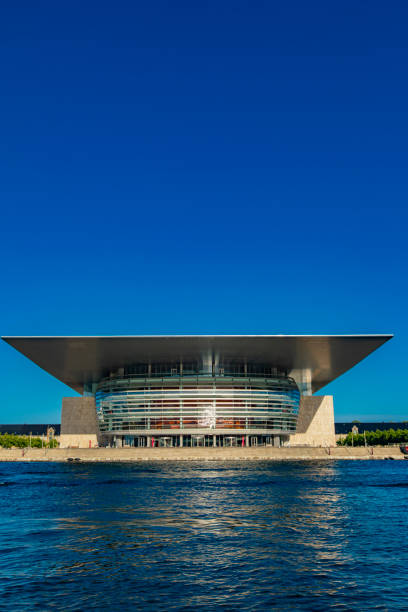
[
  {"xmin": 192, "ymin": 436, "xmax": 204, "ymax": 447},
  {"xmin": 159, "ymin": 437, "xmax": 173, "ymax": 447},
  {"xmin": 250, "ymin": 436, "xmax": 258, "ymax": 447}
]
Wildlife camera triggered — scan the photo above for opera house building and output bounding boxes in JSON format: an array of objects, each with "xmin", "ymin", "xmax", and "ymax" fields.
[{"xmin": 2, "ymin": 335, "xmax": 392, "ymax": 449}]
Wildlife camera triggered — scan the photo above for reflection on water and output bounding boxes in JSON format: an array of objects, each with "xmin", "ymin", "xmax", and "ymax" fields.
[{"xmin": 0, "ymin": 461, "xmax": 407, "ymax": 610}]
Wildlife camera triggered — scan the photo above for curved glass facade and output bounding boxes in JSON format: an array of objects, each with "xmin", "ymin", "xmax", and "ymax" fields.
[{"xmin": 95, "ymin": 372, "xmax": 300, "ymax": 436}]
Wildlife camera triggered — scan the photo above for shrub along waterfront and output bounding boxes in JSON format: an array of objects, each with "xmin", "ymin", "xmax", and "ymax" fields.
[
  {"xmin": 337, "ymin": 429, "xmax": 408, "ymax": 446},
  {"xmin": 0, "ymin": 434, "xmax": 58, "ymax": 448}
]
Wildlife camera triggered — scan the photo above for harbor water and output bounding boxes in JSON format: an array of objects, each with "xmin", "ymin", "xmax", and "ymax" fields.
[{"xmin": 0, "ymin": 460, "xmax": 407, "ymax": 610}]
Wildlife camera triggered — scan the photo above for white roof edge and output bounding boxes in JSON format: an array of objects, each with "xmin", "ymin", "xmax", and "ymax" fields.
[{"xmin": 1, "ymin": 334, "xmax": 394, "ymax": 339}]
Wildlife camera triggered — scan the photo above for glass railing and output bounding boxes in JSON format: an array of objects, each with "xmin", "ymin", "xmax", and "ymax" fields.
[{"xmin": 97, "ymin": 371, "xmax": 290, "ymax": 383}]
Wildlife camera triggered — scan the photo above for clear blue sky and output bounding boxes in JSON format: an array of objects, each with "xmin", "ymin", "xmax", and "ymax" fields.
[{"xmin": 0, "ymin": 1, "xmax": 406, "ymax": 423}]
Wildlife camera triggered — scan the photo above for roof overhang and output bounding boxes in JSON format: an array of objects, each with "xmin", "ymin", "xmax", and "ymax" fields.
[{"xmin": 1, "ymin": 334, "xmax": 393, "ymax": 394}]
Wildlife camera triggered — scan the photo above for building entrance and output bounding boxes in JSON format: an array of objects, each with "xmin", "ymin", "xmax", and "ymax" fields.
[
  {"xmin": 108, "ymin": 433, "xmax": 287, "ymax": 448},
  {"xmin": 191, "ymin": 435, "xmax": 204, "ymax": 447},
  {"xmin": 159, "ymin": 437, "xmax": 173, "ymax": 447},
  {"xmin": 223, "ymin": 436, "xmax": 238, "ymax": 447}
]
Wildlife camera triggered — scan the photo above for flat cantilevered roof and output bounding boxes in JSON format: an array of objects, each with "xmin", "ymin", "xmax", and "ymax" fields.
[{"xmin": 2, "ymin": 335, "xmax": 392, "ymax": 394}]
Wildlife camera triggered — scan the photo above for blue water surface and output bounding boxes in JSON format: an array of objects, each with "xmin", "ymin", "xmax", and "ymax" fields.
[{"xmin": 0, "ymin": 460, "xmax": 407, "ymax": 611}]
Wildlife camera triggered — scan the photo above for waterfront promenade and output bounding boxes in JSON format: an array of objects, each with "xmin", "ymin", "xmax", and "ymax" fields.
[{"xmin": 0, "ymin": 446, "xmax": 403, "ymax": 461}]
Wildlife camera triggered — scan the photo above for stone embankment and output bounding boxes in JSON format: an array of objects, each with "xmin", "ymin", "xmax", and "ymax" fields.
[{"xmin": 0, "ymin": 446, "xmax": 404, "ymax": 462}]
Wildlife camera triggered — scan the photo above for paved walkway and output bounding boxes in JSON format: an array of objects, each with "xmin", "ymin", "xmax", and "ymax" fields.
[{"xmin": 0, "ymin": 446, "xmax": 404, "ymax": 461}]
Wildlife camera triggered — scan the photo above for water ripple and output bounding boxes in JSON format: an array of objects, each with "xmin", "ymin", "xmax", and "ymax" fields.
[{"xmin": 0, "ymin": 461, "xmax": 406, "ymax": 610}]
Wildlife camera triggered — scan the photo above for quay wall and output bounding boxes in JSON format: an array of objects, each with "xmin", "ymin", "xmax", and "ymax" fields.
[{"xmin": 0, "ymin": 446, "xmax": 404, "ymax": 461}]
